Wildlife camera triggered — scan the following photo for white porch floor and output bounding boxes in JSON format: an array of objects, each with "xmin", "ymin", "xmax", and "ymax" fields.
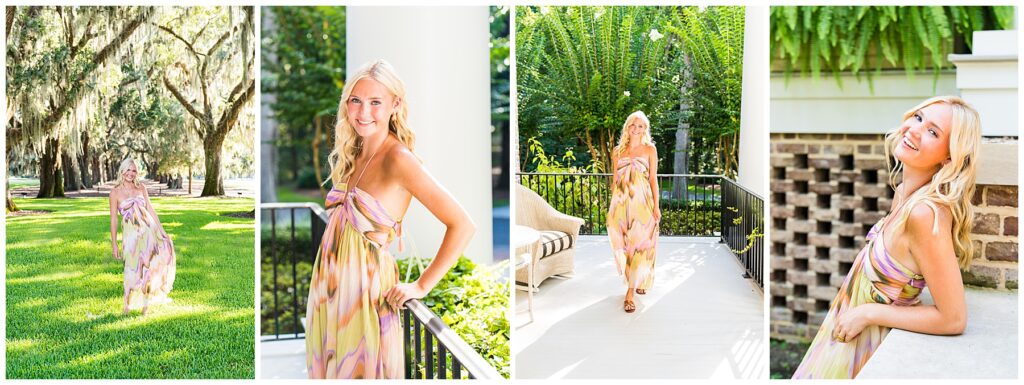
[
  {"xmin": 260, "ymin": 338, "xmax": 307, "ymax": 379},
  {"xmin": 514, "ymin": 235, "xmax": 765, "ymax": 379}
]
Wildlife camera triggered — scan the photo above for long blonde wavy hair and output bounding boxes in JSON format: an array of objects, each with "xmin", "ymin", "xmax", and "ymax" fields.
[
  {"xmin": 612, "ymin": 110, "xmax": 655, "ymax": 157},
  {"xmin": 327, "ymin": 59, "xmax": 416, "ymax": 186},
  {"xmin": 115, "ymin": 158, "xmax": 143, "ymax": 189},
  {"xmin": 883, "ymin": 96, "xmax": 981, "ymax": 269}
]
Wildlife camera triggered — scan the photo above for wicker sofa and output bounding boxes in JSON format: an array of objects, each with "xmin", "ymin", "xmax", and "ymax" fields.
[{"xmin": 515, "ymin": 183, "xmax": 586, "ymax": 289}]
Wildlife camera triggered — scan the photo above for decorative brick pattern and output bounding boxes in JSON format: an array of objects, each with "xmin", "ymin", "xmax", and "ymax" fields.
[{"xmin": 770, "ymin": 133, "xmax": 1018, "ymax": 341}]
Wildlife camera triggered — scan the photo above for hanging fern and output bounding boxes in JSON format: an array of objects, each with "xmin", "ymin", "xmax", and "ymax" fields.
[{"xmin": 770, "ymin": 6, "xmax": 1014, "ymax": 88}]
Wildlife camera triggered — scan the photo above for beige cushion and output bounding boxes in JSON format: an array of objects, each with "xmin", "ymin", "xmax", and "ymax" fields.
[{"xmin": 539, "ymin": 230, "xmax": 573, "ymax": 259}]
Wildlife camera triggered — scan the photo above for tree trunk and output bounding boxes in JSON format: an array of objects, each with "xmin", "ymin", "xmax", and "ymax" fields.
[
  {"xmin": 6, "ymin": 178, "xmax": 18, "ymax": 212},
  {"xmin": 37, "ymin": 137, "xmax": 65, "ymax": 198},
  {"xmin": 62, "ymin": 152, "xmax": 81, "ymax": 192},
  {"xmin": 201, "ymin": 133, "xmax": 227, "ymax": 196},
  {"xmin": 91, "ymin": 154, "xmax": 102, "ymax": 183},
  {"xmin": 79, "ymin": 131, "xmax": 92, "ymax": 188}
]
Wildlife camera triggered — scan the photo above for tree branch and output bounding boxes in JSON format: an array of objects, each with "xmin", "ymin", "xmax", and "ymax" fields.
[
  {"xmin": 155, "ymin": 23, "xmax": 202, "ymax": 62},
  {"xmin": 6, "ymin": 6, "xmax": 16, "ymax": 37},
  {"xmin": 39, "ymin": 8, "xmax": 151, "ymax": 133},
  {"xmin": 162, "ymin": 71, "xmax": 207, "ymax": 124},
  {"xmin": 215, "ymin": 77, "xmax": 255, "ymax": 136}
]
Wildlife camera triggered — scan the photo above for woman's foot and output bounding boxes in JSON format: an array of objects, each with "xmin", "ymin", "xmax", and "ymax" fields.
[
  {"xmin": 635, "ymin": 288, "xmax": 647, "ymax": 295},
  {"xmin": 624, "ymin": 299, "xmax": 636, "ymax": 313},
  {"xmin": 624, "ymin": 288, "xmax": 636, "ymax": 313}
]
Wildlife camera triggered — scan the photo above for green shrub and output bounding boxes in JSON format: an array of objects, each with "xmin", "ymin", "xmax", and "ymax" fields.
[
  {"xmin": 770, "ymin": 338, "xmax": 810, "ymax": 379},
  {"xmin": 260, "ymin": 233, "xmax": 315, "ymax": 336},
  {"xmin": 397, "ymin": 256, "xmax": 510, "ymax": 379}
]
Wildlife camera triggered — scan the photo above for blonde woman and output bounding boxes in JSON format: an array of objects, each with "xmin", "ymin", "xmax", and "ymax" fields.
[
  {"xmin": 607, "ymin": 111, "xmax": 660, "ymax": 313},
  {"xmin": 304, "ymin": 59, "xmax": 476, "ymax": 379},
  {"xmin": 794, "ymin": 96, "xmax": 981, "ymax": 379},
  {"xmin": 108, "ymin": 158, "xmax": 176, "ymax": 315}
]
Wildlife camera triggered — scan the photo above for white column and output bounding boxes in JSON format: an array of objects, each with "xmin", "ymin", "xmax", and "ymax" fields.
[
  {"xmin": 949, "ymin": 28, "xmax": 1018, "ymax": 186},
  {"xmin": 260, "ymin": 8, "xmax": 277, "ymax": 203},
  {"xmin": 348, "ymin": 7, "xmax": 493, "ymax": 264},
  {"xmin": 737, "ymin": 6, "xmax": 766, "ymax": 197}
]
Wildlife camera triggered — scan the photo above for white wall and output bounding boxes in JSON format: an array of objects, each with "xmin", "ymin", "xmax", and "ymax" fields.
[
  {"xmin": 770, "ymin": 71, "xmax": 958, "ymax": 134},
  {"xmin": 347, "ymin": 7, "xmax": 493, "ymax": 264},
  {"xmin": 737, "ymin": 6, "xmax": 766, "ymax": 197}
]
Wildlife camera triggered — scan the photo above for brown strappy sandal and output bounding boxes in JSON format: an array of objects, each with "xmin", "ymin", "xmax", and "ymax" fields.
[
  {"xmin": 635, "ymin": 288, "xmax": 647, "ymax": 295},
  {"xmin": 624, "ymin": 299, "xmax": 636, "ymax": 313}
]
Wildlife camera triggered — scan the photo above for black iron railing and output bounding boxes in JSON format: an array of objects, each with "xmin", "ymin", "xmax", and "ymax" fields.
[
  {"xmin": 260, "ymin": 203, "xmax": 501, "ymax": 379},
  {"xmin": 721, "ymin": 178, "xmax": 765, "ymax": 288},
  {"xmin": 517, "ymin": 173, "xmax": 723, "ymax": 236},
  {"xmin": 518, "ymin": 173, "xmax": 764, "ymax": 288}
]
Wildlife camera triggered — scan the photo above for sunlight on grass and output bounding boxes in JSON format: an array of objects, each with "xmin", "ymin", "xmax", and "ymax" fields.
[
  {"xmin": 7, "ymin": 271, "xmax": 85, "ymax": 285},
  {"xmin": 201, "ymin": 222, "xmax": 254, "ymax": 231},
  {"xmin": 7, "ymin": 339, "xmax": 41, "ymax": 353},
  {"xmin": 66, "ymin": 345, "xmax": 131, "ymax": 366},
  {"xmin": 11, "ymin": 297, "xmax": 51, "ymax": 311},
  {"xmin": 5, "ymin": 238, "xmax": 61, "ymax": 251},
  {"xmin": 92, "ymin": 305, "xmax": 222, "ymax": 332},
  {"xmin": 216, "ymin": 308, "xmax": 257, "ymax": 321}
]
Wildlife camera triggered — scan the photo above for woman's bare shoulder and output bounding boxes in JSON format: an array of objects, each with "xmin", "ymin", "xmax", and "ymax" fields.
[
  {"xmin": 383, "ymin": 140, "xmax": 423, "ymax": 177},
  {"xmin": 907, "ymin": 200, "xmax": 953, "ymax": 235}
]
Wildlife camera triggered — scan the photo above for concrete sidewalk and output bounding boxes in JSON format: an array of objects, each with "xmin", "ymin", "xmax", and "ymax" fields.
[{"xmin": 514, "ymin": 235, "xmax": 765, "ymax": 379}]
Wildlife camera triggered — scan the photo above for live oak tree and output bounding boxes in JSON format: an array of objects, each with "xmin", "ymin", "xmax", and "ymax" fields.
[
  {"xmin": 159, "ymin": 6, "xmax": 255, "ymax": 196},
  {"xmin": 6, "ymin": 6, "xmax": 256, "ymax": 211},
  {"xmin": 6, "ymin": 6, "xmax": 152, "ymax": 205}
]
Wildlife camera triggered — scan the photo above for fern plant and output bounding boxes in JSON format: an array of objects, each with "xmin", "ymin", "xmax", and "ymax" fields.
[
  {"xmin": 770, "ymin": 6, "xmax": 1014, "ymax": 88},
  {"xmin": 517, "ymin": 6, "xmax": 688, "ymax": 172},
  {"xmin": 667, "ymin": 6, "xmax": 745, "ymax": 177}
]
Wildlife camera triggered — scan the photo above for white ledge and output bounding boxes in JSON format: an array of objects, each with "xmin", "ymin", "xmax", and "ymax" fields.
[{"xmin": 858, "ymin": 288, "xmax": 1017, "ymax": 379}]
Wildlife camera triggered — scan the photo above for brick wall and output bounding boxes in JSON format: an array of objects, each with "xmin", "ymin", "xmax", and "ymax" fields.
[{"xmin": 770, "ymin": 133, "xmax": 1019, "ymax": 340}]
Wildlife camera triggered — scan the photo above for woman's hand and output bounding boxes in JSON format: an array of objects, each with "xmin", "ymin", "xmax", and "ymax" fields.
[
  {"xmin": 833, "ymin": 304, "xmax": 876, "ymax": 343},
  {"xmin": 384, "ymin": 282, "xmax": 428, "ymax": 310},
  {"xmin": 112, "ymin": 248, "xmax": 122, "ymax": 261},
  {"xmin": 654, "ymin": 208, "xmax": 662, "ymax": 223}
]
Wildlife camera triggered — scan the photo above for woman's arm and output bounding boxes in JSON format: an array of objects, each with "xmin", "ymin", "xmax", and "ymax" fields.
[
  {"xmin": 384, "ymin": 149, "xmax": 476, "ymax": 308},
  {"xmin": 834, "ymin": 203, "xmax": 966, "ymax": 340},
  {"xmin": 109, "ymin": 191, "xmax": 122, "ymax": 260},
  {"xmin": 647, "ymin": 145, "xmax": 660, "ymax": 221}
]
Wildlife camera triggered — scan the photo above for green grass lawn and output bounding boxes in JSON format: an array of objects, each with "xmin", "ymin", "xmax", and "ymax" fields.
[
  {"xmin": 274, "ymin": 185, "xmax": 325, "ymax": 204},
  {"xmin": 6, "ymin": 197, "xmax": 255, "ymax": 379},
  {"xmin": 7, "ymin": 177, "xmax": 39, "ymax": 189}
]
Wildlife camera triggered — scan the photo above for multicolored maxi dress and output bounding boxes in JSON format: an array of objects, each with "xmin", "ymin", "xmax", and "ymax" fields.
[
  {"xmin": 607, "ymin": 156, "xmax": 659, "ymax": 290},
  {"xmin": 793, "ymin": 218, "xmax": 926, "ymax": 379},
  {"xmin": 306, "ymin": 183, "xmax": 403, "ymax": 379},
  {"xmin": 118, "ymin": 195, "xmax": 176, "ymax": 311}
]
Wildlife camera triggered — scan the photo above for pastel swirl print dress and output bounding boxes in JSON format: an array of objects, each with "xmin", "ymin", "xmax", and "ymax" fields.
[
  {"xmin": 305, "ymin": 184, "xmax": 403, "ymax": 379},
  {"xmin": 118, "ymin": 195, "xmax": 176, "ymax": 310},
  {"xmin": 792, "ymin": 219, "xmax": 926, "ymax": 379},
  {"xmin": 607, "ymin": 156, "xmax": 659, "ymax": 290}
]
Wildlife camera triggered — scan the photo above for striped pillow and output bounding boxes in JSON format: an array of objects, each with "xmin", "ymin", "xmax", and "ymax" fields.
[{"xmin": 538, "ymin": 230, "xmax": 573, "ymax": 258}]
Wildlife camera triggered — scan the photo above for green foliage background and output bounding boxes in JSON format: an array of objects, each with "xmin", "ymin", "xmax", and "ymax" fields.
[
  {"xmin": 261, "ymin": 6, "xmax": 347, "ymax": 191},
  {"xmin": 770, "ymin": 6, "xmax": 1015, "ymax": 87},
  {"xmin": 517, "ymin": 6, "xmax": 746, "ymax": 178}
]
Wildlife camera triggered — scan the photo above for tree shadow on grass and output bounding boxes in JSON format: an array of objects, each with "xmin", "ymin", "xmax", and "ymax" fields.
[{"xmin": 7, "ymin": 198, "xmax": 255, "ymax": 379}]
